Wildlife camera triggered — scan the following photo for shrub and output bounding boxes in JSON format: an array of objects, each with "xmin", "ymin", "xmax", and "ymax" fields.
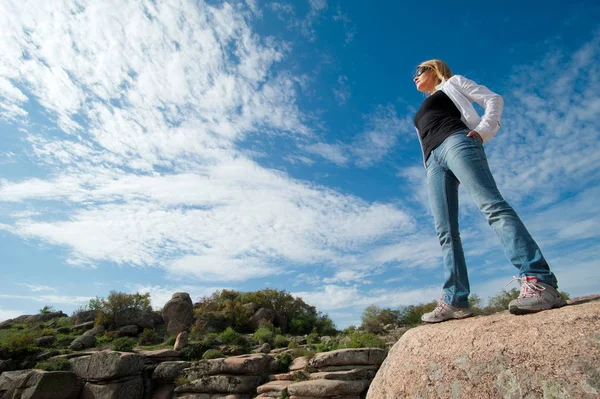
[
  {"xmin": 39, "ymin": 305, "xmax": 55, "ymax": 314},
  {"xmin": 253, "ymin": 327, "xmax": 275, "ymax": 345},
  {"xmin": 96, "ymin": 334, "xmax": 114, "ymax": 346},
  {"xmin": 53, "ymin": 334, "xmax": 77, "ymax": 348},
  {"xmin": 164, "ymin": 336, "xmax": 177, "ymax": 346},
  {"xmin": 275, "ymin": 352, "xmax": 292, "ymax": 371},
  {"xmin": 200, "ymin": 333, "xmax": 220, "ymax": 347},
  {"xmin": 180, "ymin": 342, "xmax": 209, "ymax": 361},
  {"xmin": 306, "ymin": 332, "xmax": 320, "ymax": 345},
  {"xmin": 273, "ymin": 334, "xmax": 288, "ymax": 348},
  {"xmin": 287, "ymin": 341, "xmax": 299, "ymax": 349},
  {"xmin": 91, "ymin": 291, "xmax": 152, "ymax": 329},
  {"xmin": 342, "ymin": 332, "xmax": 385, "ymax": 349},
  {"xmin": 219, "ymin": 327, "xmax": 247, "ymax": 347},
  {"xmin": 485, "ymin": 288, "xmax": 520, "ymax": 313},
  {"xmin": 289, "ymin": 348, "xmax": 315, "ymax": 360},
  {"xmin": 361, "ymin": 305, "xmax": 401, "ymax": 334},
  {"xmin": 138, "ymin": 328, "xmax": 157, "ymax": 346},
  {"xmin": 35, "ymin": 357, "xmax": 71, "ymax": 371},
  {"xmin": 112, "ymin": 337, "xmax": 136, "ymax": 352},
  {"xmin": 1, "ymin": 331, "xmax": 37, "ymax": 356},
  {"xmin": 202, "ymin": 349, "xmax": 224, "ymax": 360},
  {"xmin": 291, "ymin": 370, "xmax": 310, "ymax": 382}
]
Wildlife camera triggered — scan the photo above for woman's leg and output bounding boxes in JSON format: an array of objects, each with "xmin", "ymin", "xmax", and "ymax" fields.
[
  {"xmin": 426, "ymin": 155, "xmax": 471, "ymax": 309},
  {"xmin": 443, "ymin": 134, "xmax": 558, "ymax": 287}
]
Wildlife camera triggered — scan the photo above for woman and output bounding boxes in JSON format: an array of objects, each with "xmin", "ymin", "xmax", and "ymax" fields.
[{"xmin": 412, "ymin": 59, "xmax": 566, "ymax": 323}]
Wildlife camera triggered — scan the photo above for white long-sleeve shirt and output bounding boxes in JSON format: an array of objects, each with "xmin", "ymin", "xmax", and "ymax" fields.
[{"xmin": 435, "ymin": 74, "xmax": 504, "ymax": 143}]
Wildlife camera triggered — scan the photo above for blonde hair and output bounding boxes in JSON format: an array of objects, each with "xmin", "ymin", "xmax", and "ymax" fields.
[{"xmin": 417, "ymin": 59, "xmax": 453, "ymax": 87}]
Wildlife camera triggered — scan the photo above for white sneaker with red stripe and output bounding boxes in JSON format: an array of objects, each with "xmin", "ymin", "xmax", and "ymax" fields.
[
  {"xmin": 421, "ymin": 297, "xmax": 474, "ymax": 323},
  {"xmin": 508, "ymin": 276, "xmax": 567, "ymax": 315}
]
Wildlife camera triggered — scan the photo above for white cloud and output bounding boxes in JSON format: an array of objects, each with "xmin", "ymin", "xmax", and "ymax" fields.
[
  {"xmin": 18, "ymin": 284, "xmax": 57, "ymax": 293},
  {"xmin": 0, "ymin": 294, "xmax": 92, "ymax": 306},
  {"xmin": 333, "ymin": 75, "xmax": 351, "ymax": 106},
  {"xmin": 303, "ymin": 142, "xmax": 348, "ymax": 166},
  {"xmin": 350, "ymin": 105, "xmax": 414, "ymax": 168}
]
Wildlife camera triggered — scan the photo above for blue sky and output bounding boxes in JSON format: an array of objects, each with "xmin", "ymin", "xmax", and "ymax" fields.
[{"xmin": 1, "ymin": 0, "xmax": 599, "ymax": 328}]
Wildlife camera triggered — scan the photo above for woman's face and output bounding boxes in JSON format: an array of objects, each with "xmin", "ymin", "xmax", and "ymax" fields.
[{"xmin": 414, "ymin": 66, "xmax": 439, "ymax": 93}]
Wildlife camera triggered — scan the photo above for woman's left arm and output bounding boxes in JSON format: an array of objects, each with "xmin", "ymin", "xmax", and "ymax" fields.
[{"xmin": 458, "ymin": 76, "xmax": 504, "ymax": 141}]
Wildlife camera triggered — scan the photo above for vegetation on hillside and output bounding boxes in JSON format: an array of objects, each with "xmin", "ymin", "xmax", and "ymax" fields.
[{"xmin": 0, "ymin": 287, "xmax": 571, "ymax": 373}]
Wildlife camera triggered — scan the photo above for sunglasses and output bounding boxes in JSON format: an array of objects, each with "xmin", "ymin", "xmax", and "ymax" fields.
[{"xmin": 414, "ymin": 66, "xmax": 432, "ymax": 77}]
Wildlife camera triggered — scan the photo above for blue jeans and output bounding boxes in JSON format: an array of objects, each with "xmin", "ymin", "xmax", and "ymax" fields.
[{"xmin": 426, "ymin": 130, "xmax": 557, "ymax": 308}]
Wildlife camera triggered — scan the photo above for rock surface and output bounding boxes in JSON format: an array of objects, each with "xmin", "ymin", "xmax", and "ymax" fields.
[
  {"xmin": 174, "ymin": 331, "xmax": 189, "ymax": 351},
  {"xmin": 308, "ymin": 348, "xmax": 386, "ymax": 368},
  {"xmin": 367, "ymin": 295, "xmax": 600, "ymax": 399},
  {"xmin": 69, "ymin": 324, "xmax": 104, "ymax": 350},
  {"xmin": 70, "ymin": 351, "xmax": 145, "ymax": 381},
  {"xmin": 0, "ymin": 369, "xmax": 81, "ymax": 399},
  {"xmin": 162, "ymin": 292, "xmax": 194, "ymax": 336}
]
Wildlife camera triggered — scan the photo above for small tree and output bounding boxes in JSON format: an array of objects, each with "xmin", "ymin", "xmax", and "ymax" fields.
[{"xmin": 39, "ymin": 305, "xmax": 55, "ymax": 314}]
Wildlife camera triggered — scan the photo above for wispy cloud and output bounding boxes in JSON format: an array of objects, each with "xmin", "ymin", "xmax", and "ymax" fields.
[
  {"xmin": 332, "ymin": 5, "xmax": 356, "ymax": 44},
  {"xmin": 18, "ymin": 284, "xmax": 57, "ymax": 293},
  {"xmin": 333, "ymin": 75, "xmax": 351, "ymax": 106}
]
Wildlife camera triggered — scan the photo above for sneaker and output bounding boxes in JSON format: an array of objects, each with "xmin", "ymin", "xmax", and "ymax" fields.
[
  {"xmin": 421, "ymin": 297, "xmax": 473, "ymax": 323},
  {"xmin": 508, "ymin": 276, "xmax": 567, "ymax": 315}
]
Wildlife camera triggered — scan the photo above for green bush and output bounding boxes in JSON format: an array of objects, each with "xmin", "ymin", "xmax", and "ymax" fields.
[
  {"xmin": 287, "ymin": 341, "xmax": 299, "ymax": 349},
  {"xmin": 200, "ymin": 333, "xmax": 220, "ymax": 347},
  {"xmin": 194, "ymin": 288, "xmax": 338, "ymax": 336},
  {"xmin": 112, "ymin": 337, "xmax": 136, "ymax": 352},
  {"xmin": 180, "ymin": 342, "xmax": 209, "ymax": 361},
  {"xmin": 35, "ymin": 357, "xmax": 71, "ymax": 371},
  {"xmin": 275, "ymin": 352, "xmax": 292, "ymax": 371},
  {"xmin": 218, "ymin": 327, "xmax": 248, "ymax": 347},
  {"xmin": 1, "ymin": 331, "xmax": 37, "ymax": 356},
  {"xmin": 342, "ymin": 332, "xmax": 385, "ymax": 349},
  {"xmin": 53, "ymin": 334, "xmax": 77, "ymax": 348},
  {"xmin": 39, "ymin": 305, "xmax": 55, "ymax": 314},
  {"xmin": 273, "ymin": 334, "xmax": 288, "ymax": 348},
  {"xmin": 164, "ymin": 336, "xmax": 176, "ymax": 346},
  {"xmin": 253, "ymin": 327, "xmax": 275, "ymax": 345},
  {"xmin": 138, "ymin": 328, "xmax": 157, "ymax": 345},
  {"xmin": 361, "ymin": 305, "xmax": 401, "ymax": 334},
  {"xmin": 96, "ymin": 334, "xmax": 114, "ymax": 346},
  {"xmin": 202, "ymin": 349, "xmax": 224, "ymax": 359},
  {"xmin": 91, "ymin": 291, "xmax": 152, "ymax": 329},
  {"xmin": 306, "ymin": 332, "xmax": 320, "ymax": 345}
]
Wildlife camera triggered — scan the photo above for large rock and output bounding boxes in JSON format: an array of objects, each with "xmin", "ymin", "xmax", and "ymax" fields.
[
  {"xmin": 72, "ymin": 309, "xmax": 99, "ymax": 325},
  {"xmin": 162, "ymin": 292, "xmax": 194, "ymax": 336},
  {"xmin": 81, "ymin": 376, "xmax": 143, "ymax": 399},
  {"xmin": 0, "ymin": 369, "xmax": 81, "ymax": 398},
  {"xmin": 113, "ymin": 308, "xmax": 155, "ymax": 330},
  {"xmin": 287, "ymin": 379, "xmax": 370, "ymax": 396},
  {"xmin": 116, "ymin": 324, "xmax": 139, "ymax": 337},
  {"xmin": 248, "ymin": 308, "xmax": 275, "ymax": 331},
  {"xmin": 136, "ymin": 349, "xmax": 181, "ymax": 362},
  {"xmin": 174, "ymin": 331, "xmax": 189, "ymax": 351},
  {"xmin": 309, "ymin": 368, "xmax": 377, "ymax": 381},
  {"xmin": 22, "ymin": 311, "xmax": 68, "ymax": 324},
  {"xmin": 69, "ymin": 325, "xmax": 104, "ymax": 350},
  {"xmin": 174, "ymin": 375, "xmax": 263, "ymax": 394},
  {"xmin": 36, "ymin": 335, "xmax": 56, "ymax": 347},
  {"xmin": 308, "ymin": 348, "xmax": 387, "ymax": 368},
  {"xmin": 70, "ymin": 351, "xmax": 145, "ymax": 381},
  {"xmin": 367, "ymin": 295, "xmax": 600, "ymax": 399},
  {"xmin": 181, "ymin": 354, "xmax": 277, "ymax": 380},
  {"xmin": 153, "ymin": 361, "xmax": 191, "ymax": 383}
]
